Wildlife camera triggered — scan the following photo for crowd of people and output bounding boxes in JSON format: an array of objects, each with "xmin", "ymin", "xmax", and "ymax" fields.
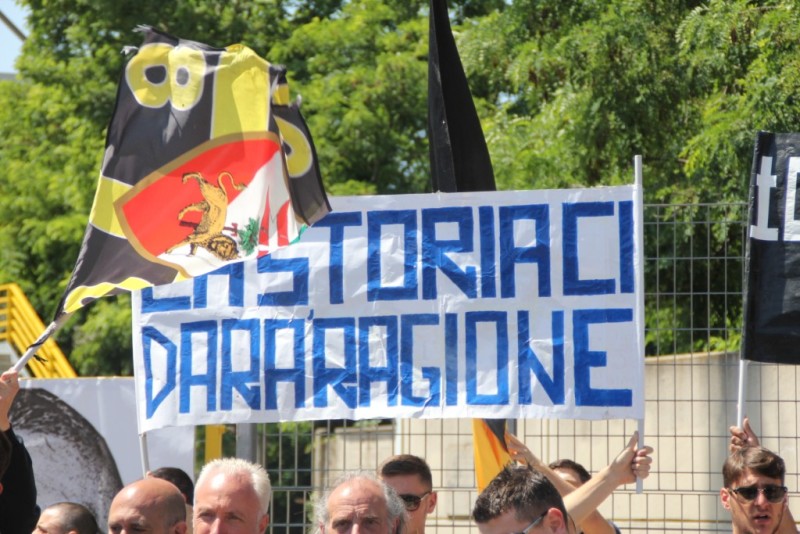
[{"xmin": 0, "ymin": 364, "xmax": 792, "ymax": 534}]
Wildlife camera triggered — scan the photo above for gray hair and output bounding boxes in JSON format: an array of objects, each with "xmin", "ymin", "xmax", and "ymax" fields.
[
  {"xmin": 196, "ymin": 458, "xmax": 272, "ymax": 515},
  {"xmin": 314, "ymin": 472, "xmax": 406, "ymax": 534}
]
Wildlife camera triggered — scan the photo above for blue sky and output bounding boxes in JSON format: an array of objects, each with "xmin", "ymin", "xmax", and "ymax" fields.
[{"xmin": 0, "ymin": 0, "xmax": 27, "ymax": 74}]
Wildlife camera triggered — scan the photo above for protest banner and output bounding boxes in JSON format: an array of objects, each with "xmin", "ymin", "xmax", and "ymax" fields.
[
  {"xmin": 132, "ymin": 187, "xmax": 644, "ymax": 432},
  {"xmin": 743, "ymin": 132, "xmax": 800, "ymax": 364}
]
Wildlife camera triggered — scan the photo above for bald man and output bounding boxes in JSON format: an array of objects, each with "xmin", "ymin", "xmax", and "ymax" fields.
[
  {"xmin": 108, "ymin": 478, "xmax": 187, "ymax": 534},
  {"xmin": 34, "ymin": 502, "xmax": 98, "ymax": 534}
]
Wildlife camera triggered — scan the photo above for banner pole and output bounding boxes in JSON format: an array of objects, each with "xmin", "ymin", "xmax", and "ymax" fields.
[
  {"xmin": 11, "ymin": 314, "xmax": 70, "ymax": 373},
  {"xmin": 139, "ymin": 431, "xmax": 151, "ymax": 476},
  {"xmin": 736, "ymin": 358, "xmax": 748, "ymax": 426},
  {"xmin": 634, "ymin": 154, "xmax": 645, "ymax": 494}
]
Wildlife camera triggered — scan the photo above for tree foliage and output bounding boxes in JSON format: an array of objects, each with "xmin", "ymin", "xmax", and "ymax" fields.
[{"xmin": 3, "ymin": 0, "xmax": 800, "ymax": 372}]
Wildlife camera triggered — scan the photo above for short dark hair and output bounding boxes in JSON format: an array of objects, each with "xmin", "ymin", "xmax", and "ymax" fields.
[
  {"xmin": 379, "ymin": 454, "xmax": 433, "ymax": 488},
  {"xmin": 472, "ymin": 464, "xmax": 567, "ymax": 524},
  {"xmin": 45, "ymin": 502, "xmax": 99, "ymax": 534},
  {"xmin": 150, "ymin": 466, "xmax": 194, "ymax": 503},
  {"xmin": 549, "ymin": 459, "xmax": 592, "ymax": 484},
  {"xmin": 723, "ymin": 446, "xmax": 785, "ymax": 487}
]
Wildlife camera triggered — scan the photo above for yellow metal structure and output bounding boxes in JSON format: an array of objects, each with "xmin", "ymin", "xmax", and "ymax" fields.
[
  {"xmin": 204, "ymin": 425, "xmax": 226, "ymax": 463},
  {"xmin": 0, "ymin": 283, "xmax": 77, "ymax": 378}
]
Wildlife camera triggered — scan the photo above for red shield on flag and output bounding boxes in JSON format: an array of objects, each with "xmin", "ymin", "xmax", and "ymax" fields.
[{"xmin": 116, "ymin": 133, "xmax": 282, "ymax": 274}]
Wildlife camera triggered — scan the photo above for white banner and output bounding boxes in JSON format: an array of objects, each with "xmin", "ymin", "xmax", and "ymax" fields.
[
  {"xmin": 133, "ymin": 188, "xmax": 644, "ymax": 431},
  {"xmin": 14, "ymin": 378, "xmax": 194, "ymax": 527}
]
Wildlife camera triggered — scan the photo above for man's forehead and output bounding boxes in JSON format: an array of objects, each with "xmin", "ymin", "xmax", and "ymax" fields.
[
  {"xmin": 736, "ymin": 468, "xmax": 783, "ymax": 486},
  {"xmin": 329, "ymin": 479, "xmax": 387, "ymax": 511},
  {"xmin": 382, "ymin": 473, "xmax": 428, "ymax": 490}
]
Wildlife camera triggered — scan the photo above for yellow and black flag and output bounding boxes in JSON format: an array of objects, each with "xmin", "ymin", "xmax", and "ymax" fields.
[
  {"xmin": 55, "ymin": 26, "xmax": 330, "ymax": 318},
  {"xmin": 472, "ymin": 419, "xmax": 512, "ymax": 491}
]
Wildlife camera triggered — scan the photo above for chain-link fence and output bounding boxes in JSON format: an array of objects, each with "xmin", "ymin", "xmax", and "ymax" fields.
[{"xmin": 252, "ymin": 202, "xmax": 800, "ymax": 533}]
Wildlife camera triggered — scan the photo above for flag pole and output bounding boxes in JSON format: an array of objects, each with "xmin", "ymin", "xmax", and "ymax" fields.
[
  {"xmin": 634, "ymin": 154, "xmax": 645, "ymax": 494},
  {"xmin": 11, "ymin": 314, "xmax": 70, "ymax": 372}
]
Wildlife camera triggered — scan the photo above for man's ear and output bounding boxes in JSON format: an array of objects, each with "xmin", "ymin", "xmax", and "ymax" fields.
[
  {"xmin": 720, "ymin": 488, "xmax": 732, "ymax": 510},
  {"xmin": 542, "ymin": 509, "xmax": 564, "ymax": 533},
  {"xmin": 259, "ymin": 513, "xmax": 270, "ymax": 534},
  {"xmin": 173, "ymin": 520, "xmax": 188, "ymax": 534},
  {"xmin": 425, "ymin": 492, "xmax": 437, "ymax": 514}
]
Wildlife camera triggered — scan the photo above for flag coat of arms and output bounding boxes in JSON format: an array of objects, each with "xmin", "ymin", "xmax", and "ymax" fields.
[{"xmin": 57, "ymin": 26, "xmax": 330, "ymax": 317}]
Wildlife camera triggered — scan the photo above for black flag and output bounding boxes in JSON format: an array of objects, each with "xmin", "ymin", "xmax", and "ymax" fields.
[
  {"xmin": 428, "ymin": 0, "xmax": 495, "ymax": 193},
  {"xmin": 743, "ymin": 131, "xmax": 800, "ymax": 363}
]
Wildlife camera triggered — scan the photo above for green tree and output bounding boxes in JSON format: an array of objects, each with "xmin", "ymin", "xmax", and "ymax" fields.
[{"xmin": 5, "ymin": 0, "xmax": 800, "ymax": 372}]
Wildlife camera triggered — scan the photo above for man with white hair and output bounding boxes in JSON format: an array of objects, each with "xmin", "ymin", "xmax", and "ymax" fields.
[
  {"xmin": 315, "ymin": 472, "xmax": 406, "ymax": 534},
  {"xmin": 193, "ymin": 458, "xmax": 271, "ymax": 534}
]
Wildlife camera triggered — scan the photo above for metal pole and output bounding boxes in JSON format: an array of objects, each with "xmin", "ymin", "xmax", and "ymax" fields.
[
  {"xmin": 0, "ymin": 9, "xmax": 26, "ymax": 42},
  {"xmin": 235, "ymin": 424, "xmax": 258, "ymax": 462}
]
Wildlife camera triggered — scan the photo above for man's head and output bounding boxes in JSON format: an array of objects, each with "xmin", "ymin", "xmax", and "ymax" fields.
[
  {"xmin": 379, "ymin": 455, "xmax": 437, "ymax": 534},
  {"xmin": 721, "ymin": 446, "xmax": 788, "ymax": 534},
  {"xmin": 34, "ymin": 502, "xmax": 99, "ymax": 534},
  {"xmin": 108, "ymin": 478, "xmax": 187, "ymax": 534},
  {"xmin": 316, "ymin": 473, "xmax": 406, "ymax": 534},
  {"xmin": 472, "ymin": 465, "xmax": 569, "ymax": 534},
  {"xmin": 193, "ymin": 458, "xmax": 270, "ymax": 534},
  {"xmin": 148, "ymin": 467, "xmax": 195, "ymax": 505},
  {"xmin": 548, "ymin": 460, "xmax": 591, "ymax": 489}
]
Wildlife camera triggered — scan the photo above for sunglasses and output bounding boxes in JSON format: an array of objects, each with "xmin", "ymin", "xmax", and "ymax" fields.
[
  {"xmin": 399, "ymin": 491, "xmax": 431, "ymax": 512},
  {"xmin": 729, "ymin": 484, "xmax": 788, "ymax": 503},
  {"xmin": 509, "ymin": 510, "xmax": 548, "ymax": 534}
]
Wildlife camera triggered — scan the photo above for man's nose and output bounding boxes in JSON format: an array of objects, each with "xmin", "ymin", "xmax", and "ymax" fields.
[{"xmin": 754, "ymin": 490, "xmax": 771, "ymax": 506}]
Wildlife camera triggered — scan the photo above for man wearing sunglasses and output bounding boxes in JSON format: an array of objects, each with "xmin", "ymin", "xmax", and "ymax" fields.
[
  {"xmin": 727, "ymin": 417, "xmax": 797, "ymax": 534},
  {"xmin": 721, "ymin": 444, "xmax": 790, "ymax": 534},
  {"xmin": 379, "ymin": 455, "xmax": 437, "ymax": 534}
]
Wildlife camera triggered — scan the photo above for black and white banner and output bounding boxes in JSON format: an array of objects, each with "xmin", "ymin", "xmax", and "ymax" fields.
[{"xmin": 744, "ymin": 132, "xmax": 800, "ymax": 364}]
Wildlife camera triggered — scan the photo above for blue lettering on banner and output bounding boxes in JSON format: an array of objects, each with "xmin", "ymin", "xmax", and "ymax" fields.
[
  {"xmin": 141, "ymin": 287, "xmax": 191, "ymax": 313},
  {"xmin": 499, "ymin": 204, "xmax": 551, "ymax": 298},
  {"xmin": 465, "ymin": 311, "xmax": 509, "ymax": 405},
  {"xmin": 220, "ymin": 318, "xmax": 260, "ymax": 410},
  {"xmin": 573, "ymin": 308, "xmax": 633, "ymax": 406},
  {"xmin": 264, "ymin": 319, "xmax": 306, "ymax": 409},
  {"xmin": 618, "ymin": 200, "xmax": 635, "ymax": 293},
  {"xmin": 479, "ymin": 206, "xmax": 497, "ymax": 298},
  {"xmin": 517, "ymin": 310, "xmax": 565, "ymax": 405},
  {"xmin": 563, "ymin": 202, "xmax": 616, "ymax": 296},
  {"xmin": 400, "ymin": 314, "xmax": 441, "ymax": 406},
  {"xmin": 315, "ymin": 212, "xmax": 363, "ymax": 304},
  {"xmin": 444, "ymin": 313, "xmax": 459, "ymax": 406},
  {"xmin": 134, "ymin": 188, "xmax": 643, "ymax": 425},
  {"xmin": 257, "ymin": 255, "xmax": 309, "ymax": 306},
  {"xmin": 193, "ymin": 262, "xmax": 245, "ymax": 308},
  {"xmin": 357, "ymin": 316, "xmax": 399, "ymax": 407},
  {"xmin": 368, "ymin": 210, "xmax": 418, "ymax": 301},
  {"xmin": 421, "ymin": 207, "xmax": 477, "ymax": 300},
  {"xmin": 143, "ymin": 326, "xmax": 177, "ymax": 418},
  {"xmin": 179, "ymin": 321, "xmax": 218, "ymax": 413},
  {"xmin": 312, "ymin": 318, "xmax": 357, "ymax": 408}
]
